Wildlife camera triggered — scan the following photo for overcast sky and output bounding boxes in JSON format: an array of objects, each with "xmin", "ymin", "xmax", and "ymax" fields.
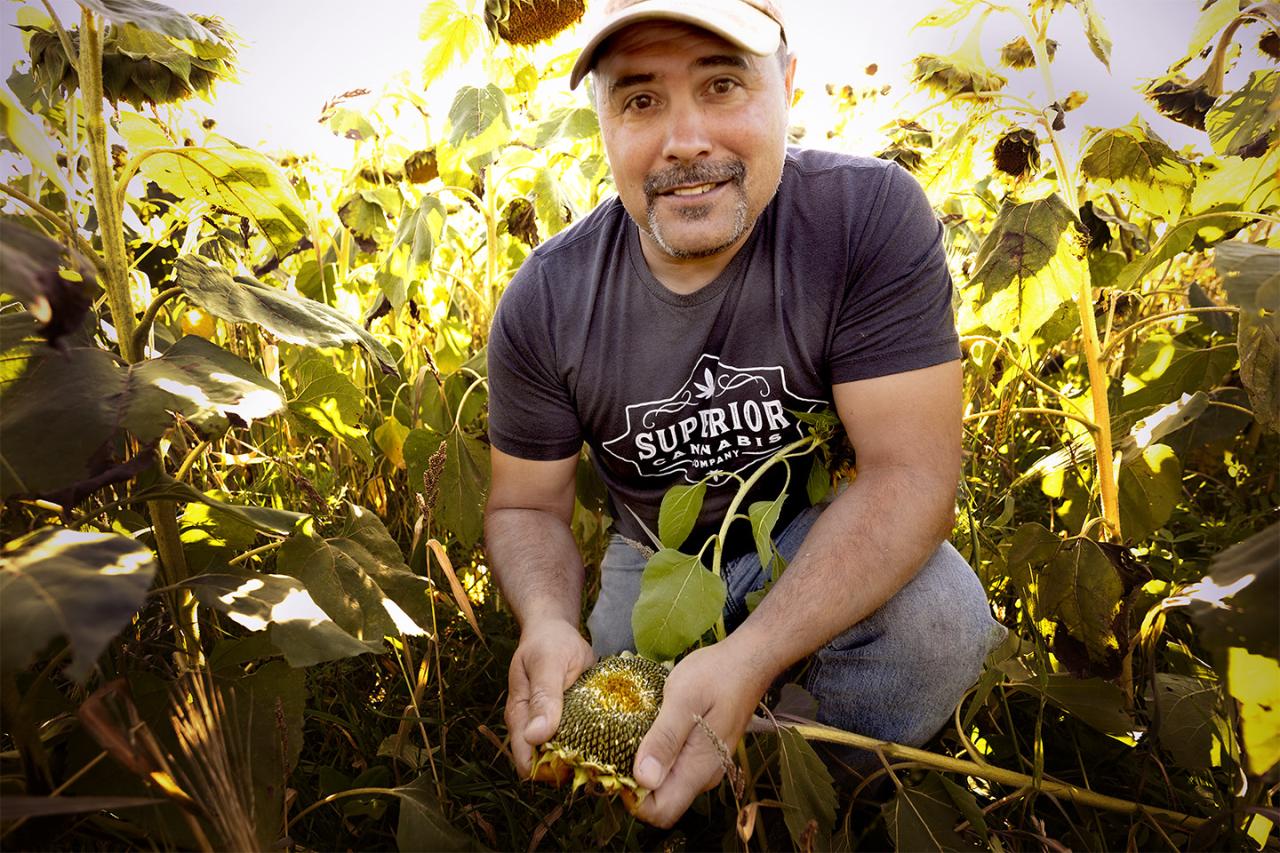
[{"xmin": 1, "ymin": 1, "xmax": 1268, "ymax": 164}]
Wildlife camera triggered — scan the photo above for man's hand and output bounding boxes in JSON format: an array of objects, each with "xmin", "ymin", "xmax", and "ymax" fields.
[
  {"xmin": 631, "ymin": 641, "xmax": 770, "ymax": 828},
  {"xmin": 505, "ymin": 619, "xmax": 596, "ymax": 778}
]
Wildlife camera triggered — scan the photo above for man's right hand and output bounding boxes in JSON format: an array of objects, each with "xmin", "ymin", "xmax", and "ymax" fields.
[{"xmin": 505, "ymin": 618, "xmax": 596, "ymax": 777}]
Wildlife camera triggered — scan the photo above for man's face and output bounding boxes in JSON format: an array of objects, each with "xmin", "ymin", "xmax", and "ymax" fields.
[{"xmin": 593, "ymin": 22, "xmax": 795, "ymax": 262}]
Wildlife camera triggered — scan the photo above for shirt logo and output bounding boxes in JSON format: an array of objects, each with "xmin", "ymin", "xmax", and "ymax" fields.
[{"xmin": 602, "ymin": 354, "xmax": 825, "ymax": 484}]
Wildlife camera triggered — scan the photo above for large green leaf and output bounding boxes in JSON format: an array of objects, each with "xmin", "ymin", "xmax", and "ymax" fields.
[
  {"xmin": 1206, "ymin": 69, "xmax": 1280, "ymax": 158},
  {"xmin": 274, "ymin": 507, "xmax": 434, "ymax": 647},
  {"xmin": 1039, "ymin": 537, "xmax": 1123, "ymax": 662},
  {"xmin": 1080, "ymin": 121, "xmax": 1196, "ymax": 220},
  {"xmin": 176, "ymin": 255, "xmax": 396, "ymax": 374},
  {"xmin": 1152, "ymin": 673, "xmax": 1222, "ymax": 772},
  {"xmin": 1215, "ymin": 241, "xmax": 1280, "ymax": 317},
  {"xmin": 1217, "ymin": 243, "xmax": 1279, "ymax": 427},
  {"xmin": 0, "ymin": 86, "xmax": 67, "ymax": 194},
  {"xmin": 531, "ymin": 105, "xmax": 599, "ymax": 148},
  {"xmin": 1184, "ymin": 523, "xmax": 1279, "ymax": 661},
  {"xmin": 1011, "ymin": 673, "xmax": 1136, "ymax": 740},
  {"xmin": 0, "ymin": 221, "xmax": 95, "ymax": 347},
  {"xmin": 419, "ymin": 0, "xmax": 486, "ymax": 89},
  {"xmin": 385, "ymin": 195, "xmax": 446, "ymax": 308},
  {"xmin": 1227, "ymin": 647, "xmax": 1280, "ymax": 776},
  {"xmin": 658, "ymin": 483, "xmax": 706, "ymax": 549},
  {"xmin": 189, "ymin": 572, "xmax": 382, "ymax": 666},
  {"xmin": 395, "ymin": 774, "xmax": 488, "ymax": 852},
  {"xmin": 286, "ymin": 353, "xmax": 370, "ymax": 461},
  {"xmin": 882, "ymin": 771, "xmax": 979, "ymax": 852},
  {"xmin": 80, "ymin": 0, "xmax": 220, "ymax": 43},
  {"xmin": 132, "ymin": 474, "xmax": 307, "ymax": 536},
  {"xmin": 632, "ymin": 549, "xmax": 726, "ymax": 661},
  {"xmin": 0, "ymin": 341, "xmax": 283, "ymax": 500},
  {"xmin": 966, "ymin": 193, "xmax": 1084, "ymax": 344},
  {"xmin": 0, "ymin": 528, "xmax": 156, "ymax": 681},
  {"xmin": 448, "ymin": 83, "xmax": 511, "ymax": 166},
  {"xmin": 435, "ymin": 429, "xmax": 490, "ymax": 549},
  {"xmin": 119, "ymin": 115, "xmax": 305, "ymax": 256},
  {"xmin": 776, "ymin": 726, "xmax": 837, "ymax": 851},
  {"xmin": 1118, "ymin": 443, "xmax": 1181, "ymax": 541},
  {"xmin": 1120, "ymin": 333, "xmax": 1236, "ymax": 412}
]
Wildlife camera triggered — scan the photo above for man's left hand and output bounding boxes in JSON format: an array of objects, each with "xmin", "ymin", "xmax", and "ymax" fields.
[{"xmin": 631, "ymin": 640, "xmax": 770, "ymax": 828}]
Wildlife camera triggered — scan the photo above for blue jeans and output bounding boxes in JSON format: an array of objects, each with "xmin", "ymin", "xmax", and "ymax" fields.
[{"xmin": 586, "ymin": 504, "xmax": 1008, "ymax": 771}]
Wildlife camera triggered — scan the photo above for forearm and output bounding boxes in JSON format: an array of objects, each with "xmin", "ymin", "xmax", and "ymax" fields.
[
  {"xmin": 727, "ymin": 464, "xmax": 956, "ymax": 683},
  {"xmin": 485, "ymin": 507, "xmax": 586, "ymax": 629}
]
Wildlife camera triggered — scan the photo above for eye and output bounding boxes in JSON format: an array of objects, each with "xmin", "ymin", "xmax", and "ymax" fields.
[
  {"xmin": 709, "ymin": 77, "xmax": 739, "ymax": 96},
  {"xmin": 624, "ymin": 93, "xmax": 656, "ymax": 112}
]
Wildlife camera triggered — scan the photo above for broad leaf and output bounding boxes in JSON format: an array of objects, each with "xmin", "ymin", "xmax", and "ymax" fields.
[
  {"xmin": 1206, "ymin": 70, "xmax": 1280, "ymax": 158},
  {"xmin": 658, "ymin": 483, "xmax": 706, "ymax": 549},
  {"xmin": 776, "ymin": 726, "xmax": 836, "ymax": 851},
  {"xmin": 1118, "ymin": 443, "xmax": 1181, "ymax": 541},
  {"xmin": 0, "ymin": 86, "xmax": 67, "ymax": 194},
  {"xmin": 1039, "ymin": 537, "xmax": 1123, "ymax": 662},
  {"xmin": 132, "ymin": 474, "xmax": 306, "ymax": 536},
  {"xmin": 190, "ymin": 572, "xmax": 382, "ymax": 666},
  {"xmin": 531, "ymin": 105, "xmax": 599, "ymax": 148},
  {"xmin": 633, "ymin": 549, "xmax": 726, "ymax": 660},
  {"xmin": 435, "ymin": 429, "xmax": 490, "ymax": 549},
  {"xmin": 1184, "ymin": 524, "xmax": 1279, "ymax": 661},
  {"xmin": 966, "ymin": 193, "xmax": 1084, "ymax": 344},
  {"xmin": 374, "ymin": 416, "xmax": 411, "ymax": 469},
  {"xmin": 448, "ymin": 83, "xmax": 511, "ymax": 165},
  {"xmin": 386, "ymin": 195, "xmax": 446, "ymax": 306},
  {"xmin": 80, "ymin": 0, "xmax": 220, "ymax": 43},
  {"xmin": 229, "ymin": 661, "xmax": 306, "ymax": 848},
  {"xmin": 287, "ymin": 353, "xmax": 370, "ymax": 460},
  {"xmin": 883, "ymin": 771, "xmax": 979, "ymax": 851},
  {"xmin": 176, "ymin": 255, "xmax": 397, "ymax": 374},
  {"xmin": 419, "ymin": 0, "xmax": 485, "ymax": 88},
  {"xmin": 1239, "ymin": 311, "xmax": 1279, "ymax": 432},
  {"xmin": 0, "ymin": 341, "xmax": 283, "ymax": 500},
  {"xmin": 1215, "ymin": 241, "xmax": 1280, "ymax": 317},
  {"xmin": 395, "ymin": 774, "xmax": 487, "ymax": 852},
  {"xmin": 1121, "ymin": 333, "xmax": 1236, "ymax": 412},
  {"xmin": 1178, "ymin": 0, "xmax": 1240, "ymax": 67},
  {"xmin": 119, "ymin": 115, "xmax": 306, "ymax": 256},
  {"xmin": 1227, "ymin": 648, "xmax": 1280, "ymax": 776},
  {"xmin": 1080, "ymin": 121, "xmax": 1195, "ymax": 220},
  {"xmin": 748, "ymin": 495, "xmax": 785, "ymax": 575},
  {"xmin": 1012, "ymin": 673, "xmax": 1136, "ymax": 740},
  {"xmin": 1153, "ymin": 673, "xmax": 1222, "ymax": 772},
  {"xmin": 0, "ymin": 221, "xmax": 95, "ymax": 347},
  {"xmin": 0, "ymin": 528, "xmax": 156, "ymax": 682},
  {"xmin": 532, "ymin": 166, "xmax": 575, "ymax": 237},
  {"xmin": 274, "ymin": 507, "xmax": 434, "ymax": 647}
]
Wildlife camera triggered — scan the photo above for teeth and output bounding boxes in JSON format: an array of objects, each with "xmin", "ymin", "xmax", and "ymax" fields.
[{"xmin": 670, "ymin": 182, "xmax": 717, "ymax": 196}]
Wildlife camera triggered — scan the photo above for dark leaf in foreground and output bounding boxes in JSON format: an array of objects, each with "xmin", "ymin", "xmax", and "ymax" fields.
[{"xmin": 0, "ymin": 221, "xmax": 96, "ymax": 347}]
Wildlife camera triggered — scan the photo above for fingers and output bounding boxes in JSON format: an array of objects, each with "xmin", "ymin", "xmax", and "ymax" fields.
[
  {"xmin": 505, "ymin": 656, "xmax": 535, "ymax": 776},
  {"xmin": 522, "ymin": 650, "xmax": 569, "ymax": 745},
  {"xmin": 634, "ymin": 726, "xmax": 726, "ymax": 828},
  {"xmin": 633, "ymin": 687, "xmax": 701, "ymax": 790}
]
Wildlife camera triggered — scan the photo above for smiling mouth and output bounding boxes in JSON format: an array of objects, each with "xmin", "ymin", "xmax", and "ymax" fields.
[{"xmin": 663, "ymin": 181, "xmax": 724, "ymax": 198}]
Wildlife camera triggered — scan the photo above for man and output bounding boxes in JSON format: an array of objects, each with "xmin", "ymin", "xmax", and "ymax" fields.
[{"xmin": 484, "ymin": 0, "xmax": 1006, "ymax": 828}]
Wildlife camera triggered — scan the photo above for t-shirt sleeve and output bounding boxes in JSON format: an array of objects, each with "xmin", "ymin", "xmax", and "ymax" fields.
[
  {"xmin": 486, "ymin": 259, "xmax": 584, "ymax": 460},
  {"xmin": 828, "ymin": 162, "xmax": 960, "ymax": 384}
]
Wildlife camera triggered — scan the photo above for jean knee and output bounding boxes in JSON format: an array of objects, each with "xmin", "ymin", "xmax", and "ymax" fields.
[{"xmin": 586, "ymin": 537, "xmax": 647, "ymax": 657}]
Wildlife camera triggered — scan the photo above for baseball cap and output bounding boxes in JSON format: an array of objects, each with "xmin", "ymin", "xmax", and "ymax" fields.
[{"xmin": 568, "ymin": 0, "xmax": 787, "ymax": 90}]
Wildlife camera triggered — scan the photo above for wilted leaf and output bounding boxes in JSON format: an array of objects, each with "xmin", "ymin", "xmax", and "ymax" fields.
[
  {"xmin": 1081, "ymin": 121, "xmax": 1196, "ymax": 220},
  {"xmin": 176, "ymin": 255, "xmax": 397, "ymax": 374},
  {"xmin": 1206, "ymin": 70, "xmax": 1280, "ymax": 158},
  {"xmin": 0, "ymin": 528, "xmax": 156, "ymax": 681},
  {"xmin": 435, "ymin": 429, "xmax": 490, "ymax": 548},
  {"xmin": 275, "ymin": 507, "xmax": 433, "ymax": 646},
  {"xmin": 658, "ymin": 483, "xmax": 706, "ymax": 549},
  {"xmin": 633, "ymin": 549, "xmax": 726, "ymax": 660},
  {"xmin": 1227, "ymin": 647, "xmax": 1280, "ymax": 776},
  {"xmin": 395, "ymin": 773, "xmax": 487, "ymax": 852},
  {"xmin": 119, "ymin": 115, "xmax": 306, "ymax": 256},
  {"xmin": 1069, "ymin": 0, "xmax": 1111, "ymax": 69},
  {"xmin": 1153, "ymin": 673, "xmax": 1222, "ymax": 772},
  {"xmin": 1118, "ymin": 443, "xmax": 1181, "ymax": 541},
  {"xmin": 189, "ymin": 572, "xmax": 381, "ymax": 666},
  {"xmin": 1184, "ymin": 524, "xmax": 1279, "ymax": 661},
  {"xmin": 777, "ymin": 726, "xmax": 836, "ymax": 851},
  {"xmin": 967, "ymin": 193, "xmax": 1084, "ymax": 343},
  {"xmin": 882, "ymin": 771, "xmax": 978, "ymax": 851},
  {"xmin": 1039, "ymin": 538, "xmax": 1123, "ymax": 662},
  {"xmin": 0, "ymin": 221, "xmax": 96, "ymax": 346}
]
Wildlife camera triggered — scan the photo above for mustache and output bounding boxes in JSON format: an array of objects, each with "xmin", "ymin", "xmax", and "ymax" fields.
[{"xmin": 643, "ymin": 159, "xmax": 746, "ymax": 200}]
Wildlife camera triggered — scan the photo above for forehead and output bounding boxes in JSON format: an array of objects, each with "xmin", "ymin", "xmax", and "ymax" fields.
[{"xmin": 593, "ymin": 21, "xmax": 754, "ymax": 78}]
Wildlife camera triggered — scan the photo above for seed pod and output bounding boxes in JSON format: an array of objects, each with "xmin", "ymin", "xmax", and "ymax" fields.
[
  {"xmin": 531, "ymin": 654, "xmax": 668, "ymax": 806},
  {"xmin": 503, "ymin": 197, "xmax": 540, "ymax": 246},
  {"xmin": 487, "ymin": 0, "xmax": 586, "ymax": 46},
  {"xmin": 1145, "ymin": 78, "xmax": 1216, "ymax": 130},
  {"xmin": 992, "ymin": 128, "xmax": 1040, "ymax": 178},
  {"xmin": 1260, "ymin": 30, "xmax": 1279, "ymax": 61}
]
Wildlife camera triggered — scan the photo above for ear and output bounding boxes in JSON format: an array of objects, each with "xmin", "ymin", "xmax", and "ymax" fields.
[{"xmin": 783, "ymin": 53, "xmax": 798, "ymax": 106}]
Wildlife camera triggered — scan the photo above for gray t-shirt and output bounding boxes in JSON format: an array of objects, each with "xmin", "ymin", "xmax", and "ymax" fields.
[{"xmin": 487, "ymin": 149, "xmax": 959, "ymax": 556}]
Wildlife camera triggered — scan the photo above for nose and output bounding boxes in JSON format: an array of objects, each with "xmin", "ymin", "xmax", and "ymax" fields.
[{"xmin": 661, "ymin": 100, "xmax": 712, "ymax": 163}]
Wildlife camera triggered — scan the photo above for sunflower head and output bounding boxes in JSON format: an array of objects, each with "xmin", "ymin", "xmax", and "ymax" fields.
[
  {"xmin": 530, "ymin": 653, "xmax": 668, "ymax": 807},
  {"xmin": 1145, "ymin": 78, "xmax": 1217, "ymax": 130},
  {"xmin": 993, "ymin": 128, "xmax": 1041, "ymax": 178}
]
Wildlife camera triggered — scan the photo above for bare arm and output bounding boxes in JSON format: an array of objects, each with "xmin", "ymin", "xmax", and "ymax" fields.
[
  {"xmin": 633, "ymin": 360, "xmax": 963, "ymax": 826},
  {"xmin": 485, "ymin": 448, "xmax": 596, "ymax": 776}
]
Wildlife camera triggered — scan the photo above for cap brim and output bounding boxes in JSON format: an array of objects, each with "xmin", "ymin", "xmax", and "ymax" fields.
[{"xmin": 569, "ymin": 0, "xmax": 782, "ymax": 89}]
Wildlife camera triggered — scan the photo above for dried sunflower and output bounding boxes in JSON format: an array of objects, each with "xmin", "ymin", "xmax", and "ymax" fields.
[
  {"xmin": 1000, "ymin": 36, "xmax": 1058, "ymax": 69},
  {"xmin": 486, "ymin": 0, "xmax": 586, "ymax": 47},
  {"xmin": 993, "ymin": 128, "xmax": 1041, "ymax": 178}
]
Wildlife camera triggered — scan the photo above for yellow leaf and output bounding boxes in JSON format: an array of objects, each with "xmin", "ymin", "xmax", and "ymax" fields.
[
  {"xmin": 420, "ymin": 0, "xmax": 485, "ymax": 89},
  {"xmin": 1228, "ymin": 647, "xmax": 1280, "ymax": 775}
]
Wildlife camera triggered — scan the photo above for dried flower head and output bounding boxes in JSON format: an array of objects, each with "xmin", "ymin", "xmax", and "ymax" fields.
[
  {"xmin": 993, "ymin": 128, "xmax": 1041, "ymax": 178},
  {"xmin": 1145, "ymin": 77, "xmax": 1217, "ymax": 130},
  {"xmin": 1000, "ymin": 36, "xmax": 1058, "ymax": 69}
]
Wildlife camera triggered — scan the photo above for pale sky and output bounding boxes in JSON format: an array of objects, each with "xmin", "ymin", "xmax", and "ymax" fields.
[{"xmin": 0, "ymin": 1, "xmax": 1266, "ymax": 165}]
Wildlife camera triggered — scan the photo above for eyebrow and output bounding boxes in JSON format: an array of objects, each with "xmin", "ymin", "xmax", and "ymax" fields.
[{"xmin": 606, "ymin": 53, "xmax": 753, "ymax": 99}]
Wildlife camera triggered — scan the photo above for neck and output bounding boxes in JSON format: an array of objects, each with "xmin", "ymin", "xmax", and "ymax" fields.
[{"xmin": 637, "ymin": 228, "xmax": 752, "ymax": 295}]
